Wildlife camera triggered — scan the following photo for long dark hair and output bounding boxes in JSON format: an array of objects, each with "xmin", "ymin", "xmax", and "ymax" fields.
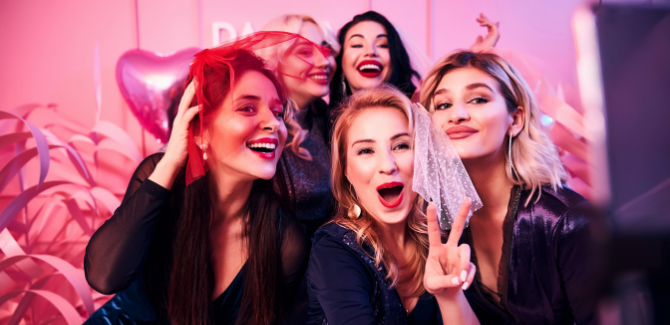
[
  {"xmin": 329, "ymin": 11, "xmax": 419, "ymax": 108},
  {"xmin": 164, "ymin": 49, "xmax": 293, "ymax": 324}
]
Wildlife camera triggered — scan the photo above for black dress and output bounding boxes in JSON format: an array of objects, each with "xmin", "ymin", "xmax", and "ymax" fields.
[
  {"xmin": 284, "ymin": 98, "xmax": 334, "ymax": 237},
  {"xmin": 462, "ymin": 185, "xmax": 597, "ymax": 325},
  {"xmin": 84, "ymin": 153, "xmax": 308, "ymax": 324},
  {"xmin": 306, "ymin": 223, "xmax": 443, "ymax": 325}
]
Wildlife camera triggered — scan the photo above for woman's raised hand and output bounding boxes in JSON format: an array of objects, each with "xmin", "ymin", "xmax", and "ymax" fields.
[
  {"xmin": 149, "ymin": 82, "xmax": 199, "ymax": 189},
  {"xmin": 162, "ymin": 82, "xmax": 199, "ymax": 169},
  {"xmin": 424, "ymin": 198, "xmax": 477, "ymax": 298},
  {"xmin": 470, "ymin": 13, "xmax": 500, "ymax": 53}
]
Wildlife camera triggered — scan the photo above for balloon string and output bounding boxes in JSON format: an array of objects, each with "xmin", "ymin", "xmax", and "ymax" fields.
[
  {"xmin": 134, "ymin": 0, "xmax": 140, "ymax": 49},
  {"xmin": 197, "ymin": 0, "xmax": 204, "ymax": 49}
]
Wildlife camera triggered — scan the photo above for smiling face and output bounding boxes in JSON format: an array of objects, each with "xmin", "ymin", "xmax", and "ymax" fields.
[
  {"xmin": 280, "ymin": 22, "xmax": 334, "ymax": 108},
  {"xmin": 431, "ymin": 66, "xmax": 514, "ymax": 163},
  {"xmin": 342, "ymin": 21, "xmax": 392, "ymax": 93},
  {"xmin": 205, "ymin": 70, "xmax": 287, "ymax": 181},
  {"xmin": 345, "ymin": 107, "xmax": 416, "ymax": 226},
  {"xmin": 298, "ymin": 21, "xmax": 337, "ymax": 83}
]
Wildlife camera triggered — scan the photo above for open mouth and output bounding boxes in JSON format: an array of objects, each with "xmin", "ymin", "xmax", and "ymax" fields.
[
  {"xmin": 357, "ymin": 60, "xmax": 383, "ymax": 78},
  {"xmin": 309, "ymin": 72, "xmax": 328, "ymax": 84},
  {"xmin": 247, "ymin": 137, "xmax": 278, "ymax": 159},
  {"xmin": 376, "ymin": 182, "xmax": 404, "ymax": 208}
]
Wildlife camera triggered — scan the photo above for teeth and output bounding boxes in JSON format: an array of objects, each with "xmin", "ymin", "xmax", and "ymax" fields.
[
  {"xmin": 310, "ymin": 74, "xmax": 327, "ymax": 80},
  {"xmin": 248, "ymin": 143, "xmax": 276, "ymax": 150},
  {"xmin": 358, "ymin": 64, "xmax": 381, "ymax": 71}
]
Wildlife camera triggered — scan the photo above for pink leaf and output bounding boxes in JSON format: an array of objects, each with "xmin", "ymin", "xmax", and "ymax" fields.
[{"xmin": 0, "ymin": 111, "xmax": 50, "ymax": 189}]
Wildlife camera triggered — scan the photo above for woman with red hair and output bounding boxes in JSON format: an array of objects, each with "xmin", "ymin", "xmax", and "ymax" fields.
[{"xmin": 84, "ymin": 33, "xmax": 318, "ymax": 325}]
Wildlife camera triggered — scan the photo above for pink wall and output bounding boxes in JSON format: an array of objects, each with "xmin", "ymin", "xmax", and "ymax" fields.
[{"xmin": 1, "ymin": 0, "xmax": 591, "ymax": 150}]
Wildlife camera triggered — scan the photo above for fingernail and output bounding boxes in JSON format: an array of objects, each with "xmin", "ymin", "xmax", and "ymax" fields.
[
  {"xmin": 451, "ymin": 277, "xmax": 460, "ymax": 286},
  {"xmin": 460, "ymin": 270, "xmax": 467, "ymax": 282},
  {"xmin": 462, "ymin": 282, "xmax": 470, "ymax": 290}
]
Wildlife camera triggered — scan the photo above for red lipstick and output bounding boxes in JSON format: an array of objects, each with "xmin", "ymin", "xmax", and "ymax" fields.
[
  {"xmin": 247, "ymin": 137, "xmax": 279, "ymax": 160},
  {"xmin": 356, "ymin": 60, "xmax": 383, "ymax": 78},
  {"xmin": 376, "ymin": 181, "xmax": 405, "ymax": 208},
  {"xmin": 445, "ymin": 126, "xmax": 478, "ymax": 139}
]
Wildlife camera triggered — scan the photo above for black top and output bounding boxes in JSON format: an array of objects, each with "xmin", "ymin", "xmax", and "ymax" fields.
[
  {"xmin": 462, "ymin": 185, "xmax": 597, "ymax": 325},
  {"xmin": 84, "ymin": 153, "xmax": 308, "ymax": 324},
  {"xmin": 284, "ymin": 98, "xmax": 334, "ymax": 236},
  {"xmin": 306, "ymin": 223, "xmax": 443, "ymax": 325}
]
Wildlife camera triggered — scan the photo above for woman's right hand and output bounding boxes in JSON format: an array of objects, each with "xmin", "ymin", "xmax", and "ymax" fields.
[
  {"xmin": 424, "ymin": 199, "xmax": 477, "ymax": 299},
  {"xmin": 148, "ymin": 82, "xmax": 199, "ymax": 189}
]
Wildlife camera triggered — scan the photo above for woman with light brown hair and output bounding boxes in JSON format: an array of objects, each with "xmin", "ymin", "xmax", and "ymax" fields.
[
  {"xmin": 261, "ymin": 15, "xmax": 340, "ymax": 234},
  {"xmin": 419, "ymin": 51, "xmax": 597, "ymax": 324},
  {"xmin": 306, "ymin": 85, "xmax": 481, "ymax": 325}
]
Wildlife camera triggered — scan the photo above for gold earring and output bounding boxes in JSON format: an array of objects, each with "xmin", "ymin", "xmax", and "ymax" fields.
[
  {"xmin": 201, "ymin": 144, "xmax": 208, "ymax": 161},
  {"xmin": 348, "ymin": 183, "xmax": 361, "ymax": 219},
  {"xmin": 348, "ymin": 204, "xmax": 361, "ymax": 219}
]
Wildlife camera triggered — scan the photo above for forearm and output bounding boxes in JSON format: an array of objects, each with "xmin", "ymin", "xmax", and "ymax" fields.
[
  {"xmin": 84, "ymin": 180, "xmax": 170, "ymax": 293},
  {"xmin": 148, "ymin": 159, "xmax": 180, "ymax": 190},
  {"xmin": 436, "ymin": 291, "xmax": 480, "ymax": 325}
]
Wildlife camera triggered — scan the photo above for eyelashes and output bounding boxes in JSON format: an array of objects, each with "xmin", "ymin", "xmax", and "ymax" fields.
[
  {"xmin": 355, "ymin": 142, "xmax": 411, "ymax": 155},
  {"xmin": 236, "ymin": 105, "xmax": 284, "ymax": 119},
  {"xmin": 434, "ymin": 95, "xmax": 490, "ymax": 110}
]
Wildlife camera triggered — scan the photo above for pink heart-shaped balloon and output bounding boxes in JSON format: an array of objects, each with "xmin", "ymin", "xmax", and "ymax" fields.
[{"xmin": 116, "ymin": 48, "xmax": 200, "ymax": 143}]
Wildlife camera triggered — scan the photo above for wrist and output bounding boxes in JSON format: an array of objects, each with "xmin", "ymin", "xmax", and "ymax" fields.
[{"xmin": 157, "ymin": 155, "xmax": 182, "ymax": 172}]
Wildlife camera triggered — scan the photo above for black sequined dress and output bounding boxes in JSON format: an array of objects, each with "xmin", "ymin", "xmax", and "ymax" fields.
[
  {"xmin": 284, "ymin": 98, "xmax": 334, "ymax": 236},
  {"xmin": 306, "ymin": 223, "xmax": 443, "ymax": 325}
]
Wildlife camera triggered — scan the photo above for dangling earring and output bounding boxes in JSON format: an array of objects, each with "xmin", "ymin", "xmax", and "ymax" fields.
[
  {"xmin": 200, "ymin": 143, "xmax": 208, "ymax": 161},
  {"xmin": 341, "ymin": 74, "xmax": 348, "ymax": 97},
  {"xmin": 507, "ymin": 132, "xmax": 514, "ymax": 177},
  {"xmin": 348, "ymin": 183, "xmax": 361, "ymax": 219},
  {"xmin": 348, "ymin": 204, "xmax": 361, "ymax": 219}
]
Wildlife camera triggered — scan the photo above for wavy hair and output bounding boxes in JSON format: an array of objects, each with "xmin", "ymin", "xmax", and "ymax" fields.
[
  {"xmin": 419, "ymin": 51, "xmax": 567, "ymax": 204},
  {"xmin": 329, "ymin": 11, "xmax": 420, "ymax": 108},
  {"xmin": 167, "ymin": 49, "xmax": 293, "ymax": 325},
  {"xmin": 330, "ymin": 85, "xmax": 428, "ymax": 297},
  {"xmin": 261, "ymin": 15, "xmax": 340, "ymax": 161}
]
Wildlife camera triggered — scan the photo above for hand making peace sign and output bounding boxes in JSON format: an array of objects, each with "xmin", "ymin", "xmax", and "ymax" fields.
[{"xmin": 424, "ymin": 198, "xmax": 477, "ymax": 298}]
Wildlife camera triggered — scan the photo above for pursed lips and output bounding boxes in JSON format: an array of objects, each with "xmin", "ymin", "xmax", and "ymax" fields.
[{"xmin": 445, "ymin": 126, "xmax": 478, "ymax": 139}]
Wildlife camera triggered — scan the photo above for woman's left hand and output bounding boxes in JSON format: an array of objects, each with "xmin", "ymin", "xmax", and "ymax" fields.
[
  {"xmin": 424, "ymin": 199, "xmax": 477, "ymax": 299},
  {"xmin": 470, "ymin": 13, "xmax": 500, "ymax": 53}
]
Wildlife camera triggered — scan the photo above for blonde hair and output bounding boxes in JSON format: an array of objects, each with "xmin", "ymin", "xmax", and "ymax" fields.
[
  {"xmin": 260, "ymin": 15, "xmax": 340, "ymax": 161},
  {"xmin": 330, "ymin": 85, "xmax": 428, "ymax": 297},
  {"xmin": 420, "ymin": 51, "xmax": 567, "ymax": 205},
  {"xmin": 262, "ymin": 14, "xmax": 340, "ymax": 55}
]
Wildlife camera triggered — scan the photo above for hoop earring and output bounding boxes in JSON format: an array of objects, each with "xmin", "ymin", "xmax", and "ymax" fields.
[
  {"xmin": 200, "ymin": 143, "xmax": 208, "ymax": 161},
  {"xmin": 507, "ymin": 133, "xmax": 513, "ymax": 177}
]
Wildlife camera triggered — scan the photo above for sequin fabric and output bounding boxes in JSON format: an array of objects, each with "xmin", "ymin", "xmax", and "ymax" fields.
[
  {"xmin": 283, "ymin": 99, "xmax": 333, "ymax": 223},
  {"xmin": 411, "ymin": 104, "xmax": 482, "ymax": 230},
  {"xmin": 341, "ymin": 232, "xmax": 408, "ymax": 324}
]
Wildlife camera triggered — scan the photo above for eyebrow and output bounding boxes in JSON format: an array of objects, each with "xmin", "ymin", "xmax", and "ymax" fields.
[
  {"xmin": 350, "ymin": 132, "xmax": 409, "ymax": 147},
  {"xmin": 434, "ymin": 82, "xmax": 494, "ymax": 96},
  {"xmin": 348, "ymin": 34, "xmax": 388, "ymax": 41},
  {"xmin": 235, "ymin": 94, "xmax": 261, "ymax": 101},
  {"xmin": 235, "ymin": 94, "xmax": 282, "ymax": 106}
]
